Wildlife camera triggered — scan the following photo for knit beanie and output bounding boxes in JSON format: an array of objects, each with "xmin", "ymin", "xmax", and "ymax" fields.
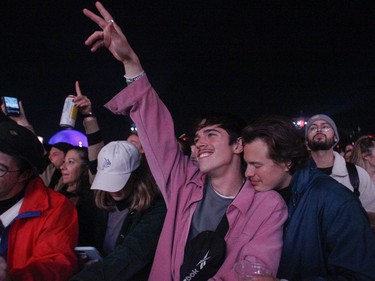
[{"xmin": 305, "ymin": 114, "xmax": 339, "ymax": 144}]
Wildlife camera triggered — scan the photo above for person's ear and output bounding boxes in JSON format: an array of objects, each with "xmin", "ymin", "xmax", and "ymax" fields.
[
  {"xmin": 233, "ymin": 137, "xmax": 243, "ymax": 154},
  {"xmin": 284, "ymin": 160, "xmax": 292, "ymax": 173},
  {"xmin": 363, "ymin": 153, "xmax": 371, "ymax": 161}
]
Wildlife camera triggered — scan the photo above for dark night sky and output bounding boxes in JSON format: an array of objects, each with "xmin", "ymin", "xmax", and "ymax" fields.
[{"xmin": 1, "ymin": 1, "xmax": 374, "ymax": 146}]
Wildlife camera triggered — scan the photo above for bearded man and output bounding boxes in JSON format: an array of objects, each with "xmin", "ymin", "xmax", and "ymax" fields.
[{"xmin": 305, "ymin": 114, "xmax": 375, "ymax": 213}]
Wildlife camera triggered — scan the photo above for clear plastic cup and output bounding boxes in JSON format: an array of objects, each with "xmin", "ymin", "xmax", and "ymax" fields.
[{"xmin": 234, "ymin": 260, "xmax": 272, "ymax": 281}]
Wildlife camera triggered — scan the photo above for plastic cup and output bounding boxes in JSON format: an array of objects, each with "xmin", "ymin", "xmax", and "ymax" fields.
[{"xmin": 234, "ymin": 260, "xmax": 272, "ymax": 281}]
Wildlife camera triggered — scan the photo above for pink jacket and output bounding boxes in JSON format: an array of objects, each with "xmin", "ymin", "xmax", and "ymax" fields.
[{"xmin": 105, "ymin": 75, "xmax": 287, "ymax": 281}]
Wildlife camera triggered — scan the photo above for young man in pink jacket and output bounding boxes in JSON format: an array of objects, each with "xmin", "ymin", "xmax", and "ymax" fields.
[{"xmin": 83, "ymin": 2, "xmax": 287, "ymax": 280}]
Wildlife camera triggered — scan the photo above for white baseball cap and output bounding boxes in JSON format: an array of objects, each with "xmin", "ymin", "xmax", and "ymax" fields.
[{"xmin": 91, "ymin": 141, "xmax": 141, "ymax": 192}]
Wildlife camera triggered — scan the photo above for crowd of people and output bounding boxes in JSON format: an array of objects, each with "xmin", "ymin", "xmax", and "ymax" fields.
[{"xmin": 0, "ymin": 1, "xmax": 375, "ymax": 281}]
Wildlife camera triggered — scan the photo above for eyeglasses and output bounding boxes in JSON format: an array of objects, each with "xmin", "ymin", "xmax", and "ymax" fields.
[
  {"xmin": 308, "ymin": 125, "xmax": 332, "ymax": 133},
  {"xmin": 0, "ymin": 165, "xmax": 20, "ymax": 177}
]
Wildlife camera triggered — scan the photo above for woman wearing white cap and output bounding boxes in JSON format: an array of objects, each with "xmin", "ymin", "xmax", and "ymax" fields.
[{"xmin": 71, "ymin": 141, "xmax": 166, "ymax": 281}]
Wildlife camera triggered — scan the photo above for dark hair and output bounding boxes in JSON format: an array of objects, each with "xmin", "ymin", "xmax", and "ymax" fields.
[
  {"xmin": 242, "ymin": 116, "xmax": 309, "ymax": 175},
  {"xmin": 66, "ymin": 147, "xmax": 90, "ymax": 194},
  {"xmin": 193, "ymin": 112, "xmax": 246, "ymax": 144},
  {"xmin": 50, "ymin": 142, "xmax": 74, "ymax": 154}
]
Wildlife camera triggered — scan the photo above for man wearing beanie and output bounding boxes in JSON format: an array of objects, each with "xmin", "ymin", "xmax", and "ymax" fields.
[
  {"xmin": 0, "ymin": 121, "xmax": 79, "ymax": 281},
  {"xmin": 305, "ymin": 114, "xmax": 375, "ymax": 214}
]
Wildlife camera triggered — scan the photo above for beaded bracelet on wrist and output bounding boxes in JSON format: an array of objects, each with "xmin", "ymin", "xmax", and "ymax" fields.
[{"xmin": 124, "ymin": 70, "xmax": 145, "ymax": 85}]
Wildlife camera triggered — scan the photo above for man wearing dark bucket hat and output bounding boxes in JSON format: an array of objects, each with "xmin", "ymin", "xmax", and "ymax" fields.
[
  {"xmin": 305, "ymin": 114, "xmax": 375, "ymax": 214},
  {"xmin": 0, "ymin": 121, "xmax": 79, "ymax": 281}
]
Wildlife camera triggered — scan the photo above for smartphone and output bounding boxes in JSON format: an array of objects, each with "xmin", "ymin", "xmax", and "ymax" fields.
[
  {"xmin": 1, "ymin": 96, "xmax": 20, "ymax": 116},
  {"xmin": 74, "ymin": 246, "xmax": 103, "ymax": 261}
]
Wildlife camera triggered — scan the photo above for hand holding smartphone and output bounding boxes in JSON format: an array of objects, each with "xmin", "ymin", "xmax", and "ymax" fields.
[
  {"xmin": 74, "ymin": 246, "xmax": 103, "ymax": 262},
  {"xmin": 1, "ymin": 96, "xmax": 20, "ymax": 116}
]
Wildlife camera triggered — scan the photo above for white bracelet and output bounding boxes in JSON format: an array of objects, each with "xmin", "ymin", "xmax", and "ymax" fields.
[{"xmin": 124, "ymin": 70, "xmax": 145, "ymax": 85}]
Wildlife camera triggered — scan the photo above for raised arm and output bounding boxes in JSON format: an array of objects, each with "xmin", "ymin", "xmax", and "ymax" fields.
[
  {"xmin": 1, "ymin": 101, "xmax": 36, "ymax": 135},
  {"xmin": 73, "ymin": 81, "xmax": 104, "ymax": 179},
  {"xmin": 82, "ymin": 2, "xmax": 193, "ymax": 204},
  {"xmin": 83, "ymin": 1, "xmax": 143, "ymax": 77}
]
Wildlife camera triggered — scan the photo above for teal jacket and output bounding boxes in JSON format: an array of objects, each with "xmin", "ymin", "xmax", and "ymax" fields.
[{"xmin": 278, "ymin": 159, "xmax": 375, "ymax": 280}]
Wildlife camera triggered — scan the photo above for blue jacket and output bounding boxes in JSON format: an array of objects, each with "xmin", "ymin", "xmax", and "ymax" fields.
[{"xmin": 278, "ymin": 159, "xmax": 375, "ymax": 280}]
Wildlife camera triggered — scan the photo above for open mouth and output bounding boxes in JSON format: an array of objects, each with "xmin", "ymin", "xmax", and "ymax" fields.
[
  {"xmin": 198, "ymin": 152, "xmax": 211, "ymax": 159},
  {"xmin": 197, "ymin": 149, "xmax": 213, "ymax": 160}
]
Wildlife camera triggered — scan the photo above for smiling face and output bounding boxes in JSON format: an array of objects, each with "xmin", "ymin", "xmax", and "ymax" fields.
[
  {"xmin": 60, "ymin": 150, "xmax": 86, "ymax": 189},
  {"xmin": 244, "ymin": 139, "xmax": 291, "ymax": 192},
  {"xmin": 194, "ymin": 124, "xmax": 242, "ymax": 176}
]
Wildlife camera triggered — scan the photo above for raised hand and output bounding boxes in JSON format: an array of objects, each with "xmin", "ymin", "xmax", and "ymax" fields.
[
  {"xmin": 83, "ymin": 1, "xmax": 143, "ymax": 77},
  {"xmin": 1, "ymin": 100, "xmax": 33, "ymax": 129},
  {"xmin": 73, "ymin": 81, "xmax": 92, "ymax": 116}
]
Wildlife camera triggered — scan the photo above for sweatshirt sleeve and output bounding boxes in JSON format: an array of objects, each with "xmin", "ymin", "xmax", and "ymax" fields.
[{"xmin": 105, "ymin": 76, "xmax": 193, "ymax": 205}]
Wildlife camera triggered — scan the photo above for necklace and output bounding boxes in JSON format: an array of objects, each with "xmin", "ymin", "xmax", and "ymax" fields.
[{"xmin": 211, "ymin": 178, "xmax": 246, "ymax": 198}]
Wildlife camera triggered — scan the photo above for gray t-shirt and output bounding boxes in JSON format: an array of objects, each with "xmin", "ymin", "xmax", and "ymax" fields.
[
  {"xmin": 189, "ymin": 181, "xmax": 233, "ymax": 239},
  {"xmin": 103, "ymin": 207, "xmax": 129, "ymax": 255}
]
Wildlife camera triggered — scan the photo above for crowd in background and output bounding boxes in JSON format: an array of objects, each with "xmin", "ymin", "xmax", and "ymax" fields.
[{"xmin": 0, "ymin": 1, "xmax": 375, "ymax": 281}]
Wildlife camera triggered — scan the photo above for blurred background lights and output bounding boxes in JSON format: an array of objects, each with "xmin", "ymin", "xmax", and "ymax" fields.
[{"xmin": 293, "ymin": 118, "xmax": 307, "ymax": 129}]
